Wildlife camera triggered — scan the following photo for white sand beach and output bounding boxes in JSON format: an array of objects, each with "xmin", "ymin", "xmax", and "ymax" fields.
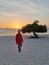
[{"xmin": 0, "ymin": 34, "xmax": 49, "ymax": 65}]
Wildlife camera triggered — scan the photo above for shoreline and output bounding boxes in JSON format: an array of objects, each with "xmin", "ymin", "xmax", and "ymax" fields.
[{"xmin": 0, "ymin": 33, "xmax": 49, "ymax": 40}]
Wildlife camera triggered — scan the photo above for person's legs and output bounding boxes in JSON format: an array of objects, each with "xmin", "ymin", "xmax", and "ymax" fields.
[
  {"xmin": 20, "ymin": 43, "xmax": 22, "ymax": 48},
  {"xmin": 18, "ymin": 43, "xmax": 22, "ymax": 52},
  {"xmin": 18, "ymin": 44, "xmax": 21, "ymax": 52}
]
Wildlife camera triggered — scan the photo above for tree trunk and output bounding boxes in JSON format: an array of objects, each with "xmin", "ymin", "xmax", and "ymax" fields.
[{"xmin": 33, "ymin": 31, "xmax": 39, "ymax": 38}]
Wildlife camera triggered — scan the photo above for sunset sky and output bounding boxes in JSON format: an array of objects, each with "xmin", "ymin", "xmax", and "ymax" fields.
[{"xmin": 0, "ymin": 0, "xmax": 49, "ymax": 29}]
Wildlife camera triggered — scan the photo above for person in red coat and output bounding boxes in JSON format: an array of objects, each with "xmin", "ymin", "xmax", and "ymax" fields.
[{"xmin": 15, "ymin": 30, "xmax": 23, "ymax": 52}]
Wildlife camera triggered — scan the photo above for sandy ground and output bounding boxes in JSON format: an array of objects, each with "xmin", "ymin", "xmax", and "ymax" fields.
[{"xmin": 0, "ymin": 35, "xmax": 49, "ymax": 65}]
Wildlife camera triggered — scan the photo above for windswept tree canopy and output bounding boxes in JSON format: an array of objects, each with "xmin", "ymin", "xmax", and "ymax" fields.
[{"xmin": 21, "ymin": 20, "xmax": 47, "ymax": 33}]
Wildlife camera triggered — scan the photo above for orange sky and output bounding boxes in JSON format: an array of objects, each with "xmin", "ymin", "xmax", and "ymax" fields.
[
  {"xmin": 0, "ymin": 19, "xmax": 31, "ymax": 29},
  {"xmin": 0, "ymin": 20, "xmax": 49, "ymax": 29}
]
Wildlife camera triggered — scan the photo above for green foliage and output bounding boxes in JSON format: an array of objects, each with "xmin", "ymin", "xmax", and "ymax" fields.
[
  {"xmin": 34, "ymin": 20, "xmax": 39, "ymax": 24},
  {"xmin": 21, "ymin": 24, "xmax": 31, "ymax": 33},
  {"xmin": 31, "ymin": 21, "xmax": 38, "ymax": 32},
  {"xmin": 38, "ymin": 25, "xmax": 47, "ymax": 33},
  {"xmin": 21, "ymin": 20, "xmax": 47, "ymax": 33}
]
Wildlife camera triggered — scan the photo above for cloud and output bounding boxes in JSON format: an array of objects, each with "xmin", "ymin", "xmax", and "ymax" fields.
[{"xmin": 0, "ymin": 0, "xmax": 49, "ymax": 26}]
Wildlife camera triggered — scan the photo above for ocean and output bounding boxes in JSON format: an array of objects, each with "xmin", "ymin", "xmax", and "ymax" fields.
[
  {"xmin": 0, "ymin": 29, "xmax": 17, "ymax": 36},
  {"xmin": 0, "ymin": 29, "xmax": 49, "ymax": 36}
]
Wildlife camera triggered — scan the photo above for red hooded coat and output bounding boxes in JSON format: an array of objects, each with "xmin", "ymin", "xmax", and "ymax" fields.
[{"xmin": 16, "ymin": 33, "xmax": 23, "ymax": 45}]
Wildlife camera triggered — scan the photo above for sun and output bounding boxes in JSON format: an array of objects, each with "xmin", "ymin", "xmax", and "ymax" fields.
[{"xmin": 16, "ymin": 25, "xmax": 20, "ymax": 29}]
